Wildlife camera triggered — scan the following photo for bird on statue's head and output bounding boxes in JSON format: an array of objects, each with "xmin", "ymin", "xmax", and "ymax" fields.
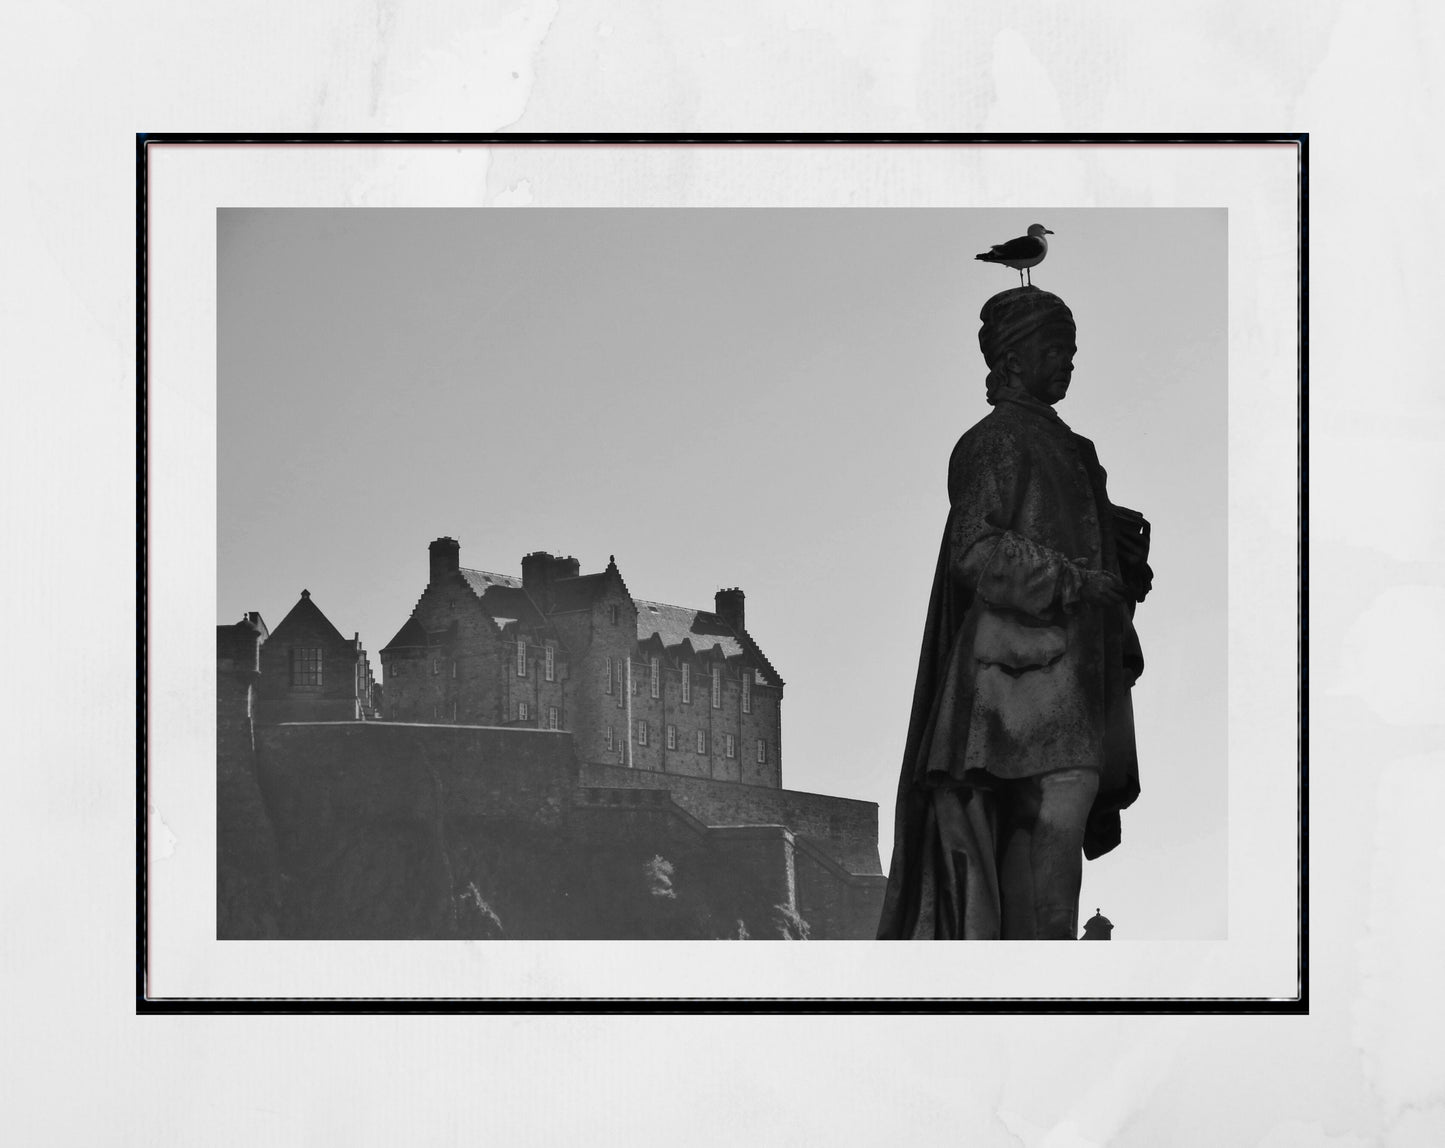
[{"xmin": 975, "ymin": 223, "xmax": 1054, "ymax": 286}]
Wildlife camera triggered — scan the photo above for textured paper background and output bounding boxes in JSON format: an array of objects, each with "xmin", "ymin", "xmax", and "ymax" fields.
[{"xmin": 5, "ymin": 0, "xmax": 1442, "ymax": 1143}]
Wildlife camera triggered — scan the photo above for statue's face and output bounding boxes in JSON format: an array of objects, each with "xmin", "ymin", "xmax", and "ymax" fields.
[{"xmin": 1008, "ymin": 321, "xmax": 1077, "ymax": 405}]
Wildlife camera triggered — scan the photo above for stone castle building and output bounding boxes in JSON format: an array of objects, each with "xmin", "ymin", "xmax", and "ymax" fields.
[
  {"xmin": 217, "ymin": 540, "xmax": 886, "ymax": 940},
  {"xmin": 254, "ymin": 589, "xmax": 378, "ymax": 724},
  {"xmin": 381, "ymin": 538, "xmax": 782, "ymax": 785}
]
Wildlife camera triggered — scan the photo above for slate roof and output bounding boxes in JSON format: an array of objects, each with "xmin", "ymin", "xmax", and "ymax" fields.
[
  {"xmin": 270, "ymin": 591, "xmax": 347, "ymax": 646},
  {"xmin": 380, "ymin": 615, "xmax": 427, "ymax": 653},
  {"xmin": 458, "ymin": 568, "xmax": 543, "ymax": 631},
  {"xmin": 382, "ymin": 558, "xmax": 782, "ymax": 685},
  {"xmin": 635, "ymin": 599, "xmax": 783, "ymax": 686},
  {"xmin": 548, "ymin": 572, "xmax": 610, "ymax": 613},
  {"xmin": 635, "ymin": 600, "xmax": 744, "ymax": 659}
]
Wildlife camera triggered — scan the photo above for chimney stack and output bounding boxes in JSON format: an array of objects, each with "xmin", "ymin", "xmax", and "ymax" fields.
[
  {"xmin": 715, "ymin": 587, "xmax": 745, "ymax": 632},
  {"xmin": 429, "ymin": 537, "xmax": 461, "ymax": 585},
  {"xmin": 521, "ymin": 551, "xmax": 581, "ymax": 607}
]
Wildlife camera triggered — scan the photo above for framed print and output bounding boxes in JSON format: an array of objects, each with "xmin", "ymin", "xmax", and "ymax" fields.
[{"xmin": 139, "ymin": 134, "xmax": 1304, "ymax": 1010}]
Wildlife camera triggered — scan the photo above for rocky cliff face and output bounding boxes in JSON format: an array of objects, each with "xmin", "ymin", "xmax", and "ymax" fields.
[
  {"xmin": 216, "ymin": 668, "xmax": 282, "ymax": 940},
  {"xmin": 233, "ymin": 723, "xmax": 820, "ymax": 940}
]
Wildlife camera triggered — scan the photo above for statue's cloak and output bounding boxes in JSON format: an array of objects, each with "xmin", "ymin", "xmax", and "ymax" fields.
[{"xmin": 877, "ymin": 396, "xmax": 1144, "ymax": 940}]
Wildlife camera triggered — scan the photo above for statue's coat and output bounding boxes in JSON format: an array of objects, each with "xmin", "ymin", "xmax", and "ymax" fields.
[{"xmin": 877, "ymin": 394, "xmax": 1144, "ymax": 940}]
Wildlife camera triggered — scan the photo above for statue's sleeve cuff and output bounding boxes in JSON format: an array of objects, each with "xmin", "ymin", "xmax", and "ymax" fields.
[
  {"xmin": 968, "ymin": 531, "xmax": 1074, "ymax": 619},
  {"xmin": 1058, "ymin": 561, "xmax": 1087, "ymax": 613}
]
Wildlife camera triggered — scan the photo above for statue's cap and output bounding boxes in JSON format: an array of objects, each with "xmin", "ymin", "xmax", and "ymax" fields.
[{"xmin": 978, "ymin": 285, "xmax": 1074, "ymax": 367}]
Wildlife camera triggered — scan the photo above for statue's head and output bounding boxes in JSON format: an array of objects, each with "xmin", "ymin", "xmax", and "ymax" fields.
[{"xmin": 978, "ymin": 286, "xmax": 1077, "ymax": 406}]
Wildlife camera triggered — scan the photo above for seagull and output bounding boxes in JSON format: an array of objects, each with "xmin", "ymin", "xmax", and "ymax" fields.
[{"xmin": 975, "ymin": 223, "xmax": 1053, "ymax": 286}]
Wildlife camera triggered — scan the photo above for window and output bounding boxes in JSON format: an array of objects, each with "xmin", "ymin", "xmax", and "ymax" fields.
[
  {"xmin": 516, "ymin": 639, "xmax": 526, "ymax": 677},
  {"xmin": 451, "ymin": 701, "xmax": 457, "ymax": 721},
  {"xmin": 549, "ymin": 706, "xmax": 559, "ymax": 730},
  {"xmin": 518, "ymin": 701, "xmax": 529, "ymax": 722},
  {"xmin": 711, "ymin": 666, "xmax": 721, "ymax": 709},
  {"xmin": 616, "ymin": 658, "xmax": 625, "ymax": 706},
  {"xmin": 609, "ymin": 604, "xmax": 619, "ymax": 625},
  {"xmin": 545, "ymin": 644, "xmax": 555, "ymax": 682},
  {"xmin": 725, "ymin": 733, "xmax": 735, "ymax": 758},
  {"xmin": 696, "ymin": 730, "xmax": 707, "ymax": 754},
  {"xmin": 632, "ymin": 662, "xmax": 639, "ymax": 695},
  {"xmin": 742, "ymin": 670, "xmax": 751, "ymax": 713},
  {"xmin": 606, "ymin": 726, "xmax": 614, "ymax": 751},
  {"xmin": 666, "ymin": 724, "xmax": 677, "ymax": 750},
  {"xmin": 432, "ymin": 657, "xmax": 439, "ymax": 676},
  {"xmin": 650, "ymin": 657, "xmax": 659, "ymax": 698},
  {"xmin": 757, "ymin": 740, "xmax": 767, "ymax": 764},
  {"xmin": 291, "ymin": 648, "xmax": 322, "ymax": 686},
  {"xmin": 604, "ymin": 656, "xmax": 613, "ymax": 694},
  {"xmin": 637, "ymin": 720, "xmax": 648, "ymax": 746},
  {"xmin": 451, "ymin": 660, "xmax": 457, "ymax": 679},
  {"xmin": 681, "ymin": 663, "xmax": 691, "ymax": 704}
]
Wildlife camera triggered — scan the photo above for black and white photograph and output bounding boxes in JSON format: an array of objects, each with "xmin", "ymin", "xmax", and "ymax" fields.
[
  {"xmin": 214, "ymin": 205, "xmax": 1226, "ymax": 947},
  {"xmin": 138, "ymin": 138, "xmax": 1300, "ymax": 1007}
]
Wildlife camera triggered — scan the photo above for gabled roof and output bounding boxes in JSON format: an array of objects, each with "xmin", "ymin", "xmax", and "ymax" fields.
[
  {"xmin": 269, "ymin": 590, "xmax": 347, "ymax": 647},
  {"xmin": 459, "ymin": 568, "xmax": 544, "ymax": 631},
  {"xmin": 380, "ymin": 614, "xmax": 427, "ymax": 653},
  {"xmin": 548, "ymin": 572, "xmax": 610, "ymax": 613}
]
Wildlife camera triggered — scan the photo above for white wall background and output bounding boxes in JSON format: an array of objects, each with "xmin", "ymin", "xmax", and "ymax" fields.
[{"xmin": 3, "ymin": 1, "xmax": 1443, "ymax": 1144}]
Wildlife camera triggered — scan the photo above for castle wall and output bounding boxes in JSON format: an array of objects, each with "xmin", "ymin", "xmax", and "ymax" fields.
[
  {"xmin": 241, "ymin": 722, "xmax": 882, "ymax": 939},
  {"xmin": 578, "ymin": 762, "xmax": 882, "ymax": 875},
  {"xmin": 570, "ymin": 583, "xmax": 637, "ymax": 767},
  {"xmin": 792, "ymin": 838, "xmax": 887, "ymax": 940},
  {"xmin": 578, "ymin": 651, "xmax": 783, "ymax": 787},
  {"xmin": 382, "ymin": 579, "xmax": 524, "ymax": 726},
  {"xmin": 256, "ymin": 722, "xmax": 576, "ymax": 826}
]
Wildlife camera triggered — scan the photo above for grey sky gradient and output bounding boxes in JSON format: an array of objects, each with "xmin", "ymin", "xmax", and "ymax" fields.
[{"xmin": 219, "ymin": 207, "xmax": 1226, "ymax": 939}]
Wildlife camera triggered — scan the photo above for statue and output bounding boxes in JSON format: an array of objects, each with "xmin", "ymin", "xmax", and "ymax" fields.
[{"xmin": 877, "ymin": 285, "xmax": 1150, "ymax": 940}]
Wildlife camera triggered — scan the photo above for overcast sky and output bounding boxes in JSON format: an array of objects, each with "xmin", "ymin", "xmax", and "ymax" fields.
[{"xmin": 219, "ymin": 207, "xmax": 1226, "ymax": 939}]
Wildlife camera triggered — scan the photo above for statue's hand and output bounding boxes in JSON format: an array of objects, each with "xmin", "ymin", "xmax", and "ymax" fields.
[{"xmin": 1079, "ymin": 569, "xmax": 1128, "ymax": 607}]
